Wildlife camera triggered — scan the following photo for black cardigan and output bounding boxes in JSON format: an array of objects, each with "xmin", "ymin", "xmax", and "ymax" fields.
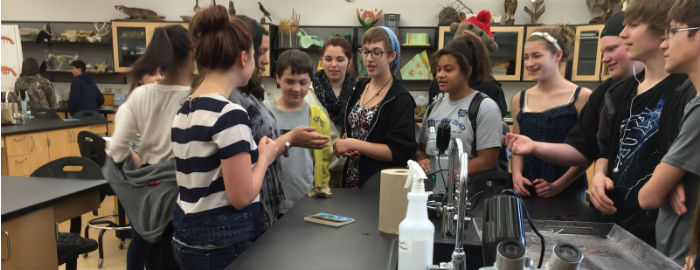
[{"xmin": 342, "ymin": 77, "xmax": 417, "ymax": 187}]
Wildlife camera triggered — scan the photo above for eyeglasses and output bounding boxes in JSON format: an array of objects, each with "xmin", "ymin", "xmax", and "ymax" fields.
[
  {"xmin": 359, "ymin": 48, "xmax": 384, "ymax": 59},
  {"xmin": 665, "ymin": 26, "xmax": 700, "ymax": 39}
]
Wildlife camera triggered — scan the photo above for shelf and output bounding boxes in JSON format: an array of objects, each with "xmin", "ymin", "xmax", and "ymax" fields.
[{"xmin": 22, "ymin": 40, "xmax": 112, "ymax": 46}]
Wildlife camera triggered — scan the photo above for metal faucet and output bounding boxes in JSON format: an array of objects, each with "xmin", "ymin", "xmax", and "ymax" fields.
[
  {"xmin": 432, "ymin": 139, "xmax": 469, "ymax": 270},
  {"xmin": 439, "ymin": 138, "xmax": 463, "ymax": 238}
]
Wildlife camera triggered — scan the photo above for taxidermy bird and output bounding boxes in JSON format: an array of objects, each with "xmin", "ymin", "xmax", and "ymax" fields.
[
  {"xmin": 504, "ymin": 0, "xmax": 517, "ymax": 25},
  {"xmin": 194, "ymin": 0, "xmax": 200, "ymax": 13},
  {"xmin": 115, "ymin": 5, "xmax": 164, "ymax": 20},
  {"xmin": 258, "ymin": 2, "xmax": 272, "ymax": 22},
  {"xmin": 229, "ymin": 0, "xmax": 236, "ymax": 16},
  {"xmin": 586, "ymin": 0, "xmax": 622, "ymax": 23}
]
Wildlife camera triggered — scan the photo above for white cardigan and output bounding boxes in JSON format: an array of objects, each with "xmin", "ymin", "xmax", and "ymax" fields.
[{"xmin": 106, "ymin": 83, "xmax": 190, "ymax": 164}]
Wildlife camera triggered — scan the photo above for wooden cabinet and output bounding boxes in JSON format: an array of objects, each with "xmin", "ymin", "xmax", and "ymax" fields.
[
  {"xmin": 3, "ymin": 124, "xmax": 108, "ymax": 176},
  {"xmin": 111, "ymin": 21, "xmax": 189, "ymax": 72},
  {"xmin": 572, "ymin": 24, "xmax": 605, "ymax": 81},
  {"xmin": 439, "ymin": 25, "xmax": 525, "ymax": 81}
]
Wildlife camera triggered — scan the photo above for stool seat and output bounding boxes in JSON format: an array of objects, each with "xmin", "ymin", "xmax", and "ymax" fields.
[{"xmin": 57, "ymin": 232, "xmax": 98, "ymax": 268}]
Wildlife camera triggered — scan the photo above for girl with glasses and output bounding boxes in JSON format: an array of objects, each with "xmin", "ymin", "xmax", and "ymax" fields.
[{"xmin": 333, "ymin": 26, "xmax": 417, "ymax": 188}]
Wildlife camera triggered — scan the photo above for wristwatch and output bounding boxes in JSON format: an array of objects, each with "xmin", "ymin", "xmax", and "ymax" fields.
[{"xmin": 282, "ymin": 140, "xmax": 291, "ymax": 157}]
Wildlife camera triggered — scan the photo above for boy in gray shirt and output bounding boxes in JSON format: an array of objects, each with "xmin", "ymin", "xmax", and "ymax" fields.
[
  {"xmin": 265, "ymin": 49, "xmax": 332, "ymax": 212},
  {"xmin": 638, "ymin": 0, "xmax": 700, "ymax": 266}
]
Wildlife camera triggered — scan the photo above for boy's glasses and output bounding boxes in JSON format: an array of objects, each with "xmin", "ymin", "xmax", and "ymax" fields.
[
  {"xmin": 359, "ymin": 48, "xmax": 384, "ymax": 59},
  {"xmin": 665, "ymin": 26, "xmax": 700, "ymax": 39}
]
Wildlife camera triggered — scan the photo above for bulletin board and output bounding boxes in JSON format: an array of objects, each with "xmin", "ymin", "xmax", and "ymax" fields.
[{"xmin": 2, "ymin": 24, "xmax": 24, "ymax": 93}]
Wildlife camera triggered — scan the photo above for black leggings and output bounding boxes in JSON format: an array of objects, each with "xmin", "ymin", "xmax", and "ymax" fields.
[{"xmin": 126, "ymin": 224, "xmax": 179, "ymax": 270}]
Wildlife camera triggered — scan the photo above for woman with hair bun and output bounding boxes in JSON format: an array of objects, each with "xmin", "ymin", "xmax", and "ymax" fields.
[
  {"xmin": 510, "ymin": 24, "xmax": 592, "ymax": 200},
  {"xmin": 170, "ymin": 5, "xmax": 278, "ymax": 270}
]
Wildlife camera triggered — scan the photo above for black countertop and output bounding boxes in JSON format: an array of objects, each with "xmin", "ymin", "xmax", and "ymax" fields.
[
  {"xmin": 1, "ymin": 176, "xmax": 108, "ymax": 221},
  {"xmin": 227, "ymin": 174, "xmax": 600, "ymax": 270},
  {"xmin": 55, "ymin": 106, "xmax": 116, "ymax": 114},
  {"xmin": 1, "ymin": 119, "xmax": 109, "ymax": 136}
]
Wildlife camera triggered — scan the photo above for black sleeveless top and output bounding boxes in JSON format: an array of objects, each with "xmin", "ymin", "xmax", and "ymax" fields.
[{"xmin": 516, "ymin": 87, "xmax": 587, "ymax": 196}]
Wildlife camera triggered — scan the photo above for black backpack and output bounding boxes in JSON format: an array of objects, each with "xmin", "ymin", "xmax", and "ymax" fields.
[
  {"xmin": 425, "ymin": 92, "xmax": 512, "ymax": 199},
  {"xmin": 426, "ymin": 92, "xmax": 509, "ymax": 170},
  {"xmin": 466, "ymin": 92, "xmax": 509, "ymax": 172}
]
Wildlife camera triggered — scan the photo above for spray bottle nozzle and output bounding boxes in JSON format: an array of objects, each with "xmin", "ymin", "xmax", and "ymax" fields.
[{"xmin": 405, "ymin": 160, "xmax": 428, "ymax": 190}]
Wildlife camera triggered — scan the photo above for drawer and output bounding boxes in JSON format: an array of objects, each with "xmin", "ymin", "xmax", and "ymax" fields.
[
  {"xmin": 7, "ymin": 154, "xmax": 32, "ymax": 176},
  {"xmin": 4, "ymin": 134, "xmax": 33, "ymax": 157}
]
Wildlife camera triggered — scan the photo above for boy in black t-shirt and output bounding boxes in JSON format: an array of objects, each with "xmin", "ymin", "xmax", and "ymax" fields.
[{"xmin": 590, "ymin": 0, "xmax": 695, "ymax": 246}]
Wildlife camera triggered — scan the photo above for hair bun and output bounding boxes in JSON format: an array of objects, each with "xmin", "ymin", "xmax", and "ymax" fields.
[{"xmin": 190, "ymin": 5, "xmax": 230, "ymax": 37}]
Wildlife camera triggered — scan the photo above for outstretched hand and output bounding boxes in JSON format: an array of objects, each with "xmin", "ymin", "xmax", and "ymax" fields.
[
  {"xmin": 503, "ymin": 133, "xmax": 536, "ymax": 155},
  {"xmin": 289, "ymin": 126, "xmax": 330, "ymax": 149}
]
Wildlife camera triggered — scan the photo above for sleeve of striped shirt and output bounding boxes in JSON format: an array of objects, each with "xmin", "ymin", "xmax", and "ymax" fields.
[{"xmin": 211, "ymin": 104, "xmax": 259, "ymax": 162}]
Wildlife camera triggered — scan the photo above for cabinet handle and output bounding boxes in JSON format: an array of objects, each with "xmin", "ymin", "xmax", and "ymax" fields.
[
  {"xmin": 2, "ymin": 231, "xmax": 10, "ymax": 260},
  {"xmin": 11, "ymin": 136, "xmax": 26, "ymax": 142},
  {"xmin": 30, "ymin": 136, "xmax": 35, "ymax": 151},
  {"xmin": 14, "ymin": 157, "xmax": 27, "ymax": 163}
]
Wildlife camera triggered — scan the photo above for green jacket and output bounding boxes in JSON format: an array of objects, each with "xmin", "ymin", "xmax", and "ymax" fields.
[{"xmin": 309, "ymin": 104, "xmax": 332, "ymax": 187}]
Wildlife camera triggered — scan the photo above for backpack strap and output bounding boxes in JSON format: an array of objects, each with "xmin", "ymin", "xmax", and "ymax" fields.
[{"xmin": 469, "ymin": 92, "xmax": 488, "ymax": 157}]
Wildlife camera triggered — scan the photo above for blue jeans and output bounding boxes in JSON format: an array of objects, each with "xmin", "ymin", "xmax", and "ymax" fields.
[{"xmin": 171, "ymin": 240, "xmax": 251, "ymax": 270}]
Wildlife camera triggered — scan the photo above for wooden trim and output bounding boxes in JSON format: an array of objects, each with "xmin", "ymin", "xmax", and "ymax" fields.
[{"xmin": 437, "ymin": 26, "xmax": 451, "ymax": 50}]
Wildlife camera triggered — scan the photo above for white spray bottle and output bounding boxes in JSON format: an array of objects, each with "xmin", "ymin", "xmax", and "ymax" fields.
[{"xmin": 398, "ymin": 160, "xmax": 435, "ymax": 270}]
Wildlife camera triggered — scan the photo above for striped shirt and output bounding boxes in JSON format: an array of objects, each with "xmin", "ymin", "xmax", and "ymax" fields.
[
  {"xmin": 171, "ymin": 93, "xmax": 262, "ymax": 247},
  {"xmin": 171, "ymin": 93, "xmax": 260, "ymax": 214}
]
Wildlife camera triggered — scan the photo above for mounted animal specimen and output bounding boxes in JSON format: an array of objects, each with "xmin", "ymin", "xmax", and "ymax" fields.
[{"xmin": 115, "ymin": 5, "xmax": 164, "ymax": 20}]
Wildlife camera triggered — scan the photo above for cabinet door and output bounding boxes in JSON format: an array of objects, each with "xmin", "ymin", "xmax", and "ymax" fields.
[
  {"xmin": 1, "ymin": 207, "xmax": 58, "ymax": 270},
  {"xmin": 70, "ymin": 127, "xmax": 91, "ymax": 157},
  {"xmin": 572, "ymin": 25, "xmax": 604, "ymax": 81},
  {"xmin": 28, "ymin": 132, "xmax": 50, "ymax": 175},
  {"xmin": 491, "ymin": 26, "xmax": 525, "ymax": 81},
  {"xmin": 47, "ymin": 129, "xmax": 73, "ymax": 161},
  {"xmin": 88, "ymin": 123, "xmax": 108, "ymax": 137},
  {"xmin": 112, "ymin": 21, "xmax": 148, "ymax": 73}
]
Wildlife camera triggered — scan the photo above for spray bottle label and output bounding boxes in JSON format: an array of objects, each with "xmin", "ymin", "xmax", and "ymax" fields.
[{"xmin": 398, "ymin": 239, "xmax": 433, "ymax": 269}]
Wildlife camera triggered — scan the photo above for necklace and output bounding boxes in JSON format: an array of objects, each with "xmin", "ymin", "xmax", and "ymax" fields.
[{"xmin": 360, "ymin": 77, "xmax": 392, "ymax": 107}]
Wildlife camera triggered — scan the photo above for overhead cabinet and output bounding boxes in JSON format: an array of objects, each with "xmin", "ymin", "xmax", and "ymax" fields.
[{"xmin": 111, "ymin": 21, "xmax": 188, "ymax": 72}]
